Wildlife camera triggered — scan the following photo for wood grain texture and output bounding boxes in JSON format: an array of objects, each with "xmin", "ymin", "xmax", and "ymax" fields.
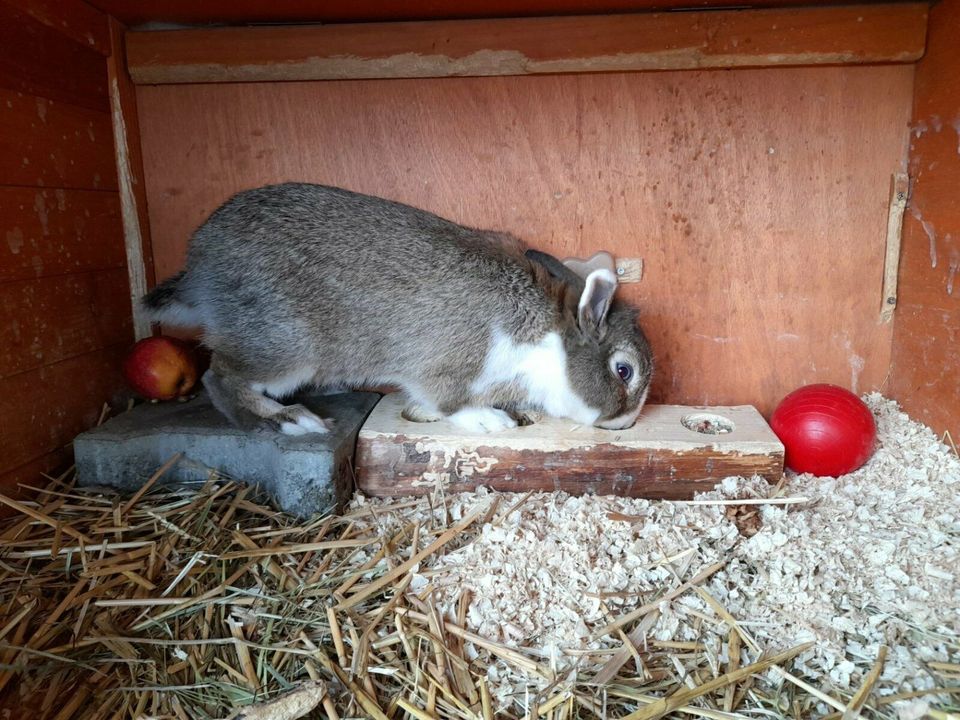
[
  {"xmin": 0, "ymin": 187, "xmax": 125, "ymax": 282},
  {"xmin": 0, "ymin": 448, "xmax": 70, "ymax": 501},
  {"xmin": 0, "ymin": 87, "xmax": 118, "ymax": 190},
  {"xmin": 86, "ymin": 0, "xmax": 893, "ymax": 26},
  {"xmin": 108, "ymin": 17, "xmax": 155, "ymax": 339},
  {"xmin": 889, "ymin": 0, "xmax": 960, "ymax": 441},
  {"xmin": 0, "ymin": 2, "xmax": 108, "ymax": 110},
  {"xmin": 137, "ymin": 66, "xmax": 912, "ymax": 415},
  {"xmin": 2, "ymin": 0, "xmax": 110, "ymax": 56},
  {"xmin": 0, "ymin": 1, "xmax": 132, "ymax": 496},
  {"xmin": 0, "ymin": 345, "xmax": 128, "ymax": 477},
  {"xmin": 126, "ymin": 4, "xmax": 927, "ymax": 85},
  {"xmin": 355, "ymin": 395, "xmax": 783, "ymax": 498},
  {"xmin": 0, "ymin": 269, "xmax": 132, "ymax": 378}
]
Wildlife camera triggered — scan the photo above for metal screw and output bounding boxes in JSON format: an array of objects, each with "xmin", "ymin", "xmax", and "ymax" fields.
[
  {"xmin": 616, "ymin": 266, "xmax": 625, "ymax": 276},
  {"xmin": 887, "ymin": 297, "xmax": 896, "ymax": 304}
]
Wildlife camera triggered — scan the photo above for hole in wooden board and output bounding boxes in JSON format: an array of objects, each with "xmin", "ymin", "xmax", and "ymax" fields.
[{"xmin": 681, "ymin": 412, "xmax": 735, "ymax": 435}]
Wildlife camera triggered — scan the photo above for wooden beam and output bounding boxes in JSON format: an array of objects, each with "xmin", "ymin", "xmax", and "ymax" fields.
[
  {"xmin": 1, "ymin": 0, "xmax": 110, "ymax": 56},
  {"xmin": 108, "ymin": 17, "xmax": 156, "ymax": 340},
  {"xmin": 126, "ymin": 4, "xmax": 928, "ymax": 85},
  {"xmin": 0, "ymin": 86, "xmax": 118, "ymax": 190},
  {"xmin": 0, "ymin": 1, "xmax": 108, "ymax": 111},
  {"xmin": 355, "ymin": 395, "xmax": 784, "ymax": 499},
  {"xmin": 0, "ymin": 269, "xmax": 132, "ymax": 378},
  {"xmin": 0, "ymin": 188, "xmax": 125, "ymax": 284}
]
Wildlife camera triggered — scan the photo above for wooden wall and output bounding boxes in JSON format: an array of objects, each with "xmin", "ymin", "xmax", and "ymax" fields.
[
  {"xmin": 0, "ymin": 0, "xmax": 133, "ymax": 495},
  {"xmin": 890, "ymin": 0, "xmax": 960, "ymax": 441},
  {"xmin": 137, "ymin": 65, "xmax": 913, "ymax": 415}
]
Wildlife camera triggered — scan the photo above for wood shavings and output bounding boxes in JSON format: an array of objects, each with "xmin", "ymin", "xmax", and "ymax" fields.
[
  {"xmin": 351, "ymin": 394, "xmax": 959, "ymax": 717},
  {"xmin": 225, "ymin": 680, "xmax": 327, "ymax": 720},
  {"xmin": 0, "ymin": 394, "xmax": 956, "ymax": 719}
]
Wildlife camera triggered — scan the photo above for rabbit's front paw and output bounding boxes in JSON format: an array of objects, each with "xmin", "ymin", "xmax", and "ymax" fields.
[
  {"xmin": 402, "ymin": 402, "xmax": 443, "ymax": 423},
  {"xmin": 269, "ymin": 404, "xmax": 332, "ymax": 436},
  {"xmin": 447, "ymin": 407, "xmax": 518, "ymax": 433}
]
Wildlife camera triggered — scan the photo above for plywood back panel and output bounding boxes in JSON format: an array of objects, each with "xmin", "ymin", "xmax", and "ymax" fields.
[
  {"xmin": 889, "ymin": 0, "xmax": 960, "ymax": 441},
  {"xmin": 137, "ymin": 65, "xmax": 913, "ymax": 415}
]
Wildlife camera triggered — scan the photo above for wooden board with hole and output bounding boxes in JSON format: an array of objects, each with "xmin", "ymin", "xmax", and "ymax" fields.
[{"xmin": 354, "ymin": 394, "xmax": 784, "ymax": 498}]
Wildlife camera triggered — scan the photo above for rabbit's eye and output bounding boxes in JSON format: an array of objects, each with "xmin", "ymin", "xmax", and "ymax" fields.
[{"xmin": 616, "ymin": 362, "xmax": 633, "ymax": 383}]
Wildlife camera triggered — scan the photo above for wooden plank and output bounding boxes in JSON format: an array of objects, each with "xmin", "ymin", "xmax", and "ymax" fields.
[
  {"xmin": 355, "ymin": 395, "xmax": 783, "ymax": 498},
  {"xmin": 136, "ymin": 65, "xmax": 913, "ymax": 415},
  {"xmin": 107, "ymin": 17, "xmax": 155, "ymax": 340},
  {"xmin": 0, "ymin": 87, "xmax": 118, "ymax": 190},
  {"xmin": 880, "ymin": 173, "xmax": 909, "ymax": 323},
  {"xmin": 85, "ymin": 0, "xmax": 881, "ymax": 27},
  {"xmin": 0, "ymin": 345, "xmax": 128, "ymax": 477},
  {"xmin": 0, "ymin": 187, "xmax": 125, "ymax": 282},
  {"xmin": 890, "ymin": 305, "xmax": 960, "ymax": 439},
  {"xmin": 889, "ymin": 0, "xmax": 960, "ymax": 443},
  {"xmin": 125, "ymin": 4, "xmax": 928, "ymax": 85},
  {"xmin": 0, "ymin": 448, "xmax": 71, "ymax": 504},
  {"xmin": 0, "ymin": 269, "xmax": 133, "ymax": 378},
  {"xmin": 2, "ymin": 0, "xmax": 110, "ymax": 56},
  {"xmin": 0, "ymin": 2, "xmax": 108, "ymax": 111}
]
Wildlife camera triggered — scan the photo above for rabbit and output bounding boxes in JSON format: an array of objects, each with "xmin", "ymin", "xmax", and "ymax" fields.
[{"xmin": 142, "ymin": 182, "xmax": 653, "ymax": 435}]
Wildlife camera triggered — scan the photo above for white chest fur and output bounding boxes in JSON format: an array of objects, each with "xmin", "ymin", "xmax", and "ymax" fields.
[{"xmin": 472, "ymin": 329, "xmax": 601, "ymax": 425}]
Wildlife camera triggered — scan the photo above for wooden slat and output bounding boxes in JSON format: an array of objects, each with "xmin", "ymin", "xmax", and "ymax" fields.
[
  {"xmin": 0, "ymin": 87, "xmax": 118, "ymax": 190},
  {"xmin": 0, "ymin": 2, "xmax": 108, "ymax": 111},
  {"xmin": 0, "ymin": 447, "xmax": 71, "ymax": 503},
  {"xmin": 355, "ymin": 395, "xmax": 783, "ymax": 498},
  {"xmin": 107, "ymin": 17, "xmax": 155, "ymax": 340},
  {"xmin": 889, "ymin": 0, "xmax": 960, "ymax": 443},
  {"xmin": 85, "ymin": 0, "xmax": 886, "ymax": 27},
  {"xmin": 0, "ymin": 345, "xmax": 128, "ymax": 477},
  {"xmin": 136, "ymin": 65, "xmax": 913, "ymax": 415},
  {"xmin": 2, "ymin": 0, "xmax": 110, "ymax": 56},
  {"xmin": 125, "ymin": 4, "xmax": 928, "ymax": 85},
  {"xmin": 0, "ymin": 187, "xmax": 125, "ymax": 283},
  {"xmin": 0, "ymin": 269, "xmax": 133, "ymax": 378}
]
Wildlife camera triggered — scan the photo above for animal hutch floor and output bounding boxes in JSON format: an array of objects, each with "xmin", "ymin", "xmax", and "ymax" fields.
[{"xmin": 0, "ymin": 396, "xmax": 956, "ymax": 720}]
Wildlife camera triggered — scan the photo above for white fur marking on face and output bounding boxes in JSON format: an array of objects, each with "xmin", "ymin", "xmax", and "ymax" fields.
[
  {"xmin": 596, "ymin": 405, "xmax": 641, "ymax": 430},
  {"xmin": 448, "ymin": 407, "xmax": 518, "ymax": 433},
  {"xmin": 595, "ymin": 385, "xmax": 649, "ymax": 430},
  {"xmin": 473, "ymin": 329, "xmax": 601, "ymax": 425}
]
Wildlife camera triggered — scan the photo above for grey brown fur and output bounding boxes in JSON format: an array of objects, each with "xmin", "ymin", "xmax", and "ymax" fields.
[{"xmin": 143, "ymin": 183, "xmax": 653, "ymax": 433}]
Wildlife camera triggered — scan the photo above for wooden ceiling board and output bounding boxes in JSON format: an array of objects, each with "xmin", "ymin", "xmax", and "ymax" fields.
[{"xmin": 87, "ymin": 0, "xmax": 898, "ymax": 27}]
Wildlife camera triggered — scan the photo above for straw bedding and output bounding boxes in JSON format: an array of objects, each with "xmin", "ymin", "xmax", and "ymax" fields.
[{"xmin": 0, "ymin": 394, "xmax": 957, "ymax": 719}]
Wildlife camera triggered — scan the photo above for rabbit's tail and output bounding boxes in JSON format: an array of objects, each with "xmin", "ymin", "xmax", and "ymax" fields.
[{"xmin": 141, "ymin": 271, "xmax": 204, "ymax": 326}]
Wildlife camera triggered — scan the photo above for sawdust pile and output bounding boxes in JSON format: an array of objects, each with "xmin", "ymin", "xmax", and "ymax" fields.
[{"xmin": 352, "ymin": 394, "xmax": 959, "ymax": 715}]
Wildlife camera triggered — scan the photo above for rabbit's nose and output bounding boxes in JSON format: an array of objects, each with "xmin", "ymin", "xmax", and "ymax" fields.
[{"xmin": 594, "ymin": 405, "xmax": 642, "ymax": 430}]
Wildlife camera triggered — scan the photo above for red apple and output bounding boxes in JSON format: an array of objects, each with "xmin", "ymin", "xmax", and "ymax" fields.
[{"xmin": 122, "ymin": 336, "xmax": 199, "ymax": 400}]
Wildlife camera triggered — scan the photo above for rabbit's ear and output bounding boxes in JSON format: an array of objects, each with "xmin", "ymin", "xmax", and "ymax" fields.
[
  {"xmin": 525, "ymin": 249, "xmax": 584, "ymax": 289},
  {"xmin": 561, "ymin": 251, "xmax": 616, "ymax": 282},
  {"xmin": 578, "ymin": 269, "xmax": 618, "ymax": 340}
]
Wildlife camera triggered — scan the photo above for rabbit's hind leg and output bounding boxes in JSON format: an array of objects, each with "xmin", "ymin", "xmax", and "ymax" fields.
[{"xmin": 203, "ymin": 357, "xmax": 330, "ymax": 435}]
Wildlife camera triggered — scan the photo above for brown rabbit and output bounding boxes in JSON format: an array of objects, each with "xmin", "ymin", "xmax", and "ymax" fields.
[{"xmin": 143, "ymin": 183, "xmax": 653, "ymax": 434}]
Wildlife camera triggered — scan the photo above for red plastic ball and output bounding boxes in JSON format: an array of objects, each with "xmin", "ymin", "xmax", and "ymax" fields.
[{"xmin": 770, "ymin": 384, "xmax": 877, "ymax": 477}]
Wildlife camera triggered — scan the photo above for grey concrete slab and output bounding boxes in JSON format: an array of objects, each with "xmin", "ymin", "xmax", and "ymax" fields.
[{"xmin": 74, "ymin": 391, "xmax": 380, "ymax": 517}]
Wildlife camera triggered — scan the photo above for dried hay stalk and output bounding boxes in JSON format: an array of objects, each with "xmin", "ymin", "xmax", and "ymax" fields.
[{"xmin": 0, "ymin": 464, "xmax": 951, "ymax": 720}]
